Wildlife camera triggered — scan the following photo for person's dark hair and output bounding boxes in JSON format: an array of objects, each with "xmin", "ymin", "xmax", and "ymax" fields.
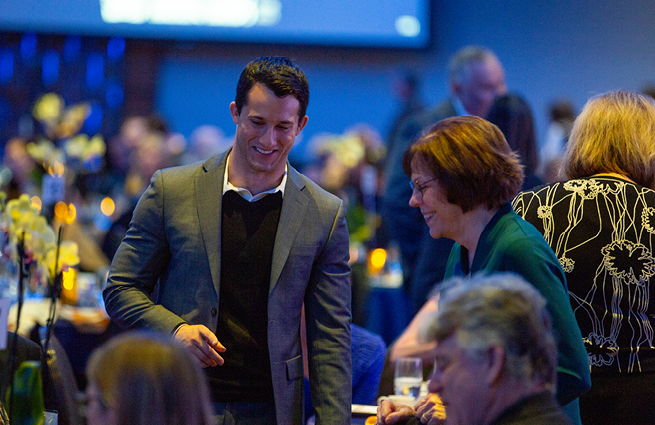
[
  {"xmin": 235, "ymin": 56, "xmax": 309, "ymax": 119},
  {"xmin": 402, "ymin": 116, "xmax": 524, "ymax": 213},
  {"xmin": 549, "ymin": 100, "xmax": 576, "ymax": 124},
  {"xmin": 487, "ymin": 93, "xmax": 539, "ymax": 176},
  {"xmin": 147, "ymin": 114, "xmax": 169, "ymax": 135}
]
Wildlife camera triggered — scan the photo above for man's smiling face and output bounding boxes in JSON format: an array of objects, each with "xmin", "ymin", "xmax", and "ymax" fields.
[{"xmin": 229, "ymin": 82, "xmax": 308, "ymax": 191}]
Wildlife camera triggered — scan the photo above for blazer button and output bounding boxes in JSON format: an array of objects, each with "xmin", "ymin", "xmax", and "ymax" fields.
[{"xmin": 211, "ymin": 308, "xmax": 217, "ymax": 317}]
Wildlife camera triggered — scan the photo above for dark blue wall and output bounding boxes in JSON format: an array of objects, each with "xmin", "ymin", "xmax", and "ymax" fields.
[{"xmin": 155, "ymin": 0, "xmax": 655, "ymax": 163}]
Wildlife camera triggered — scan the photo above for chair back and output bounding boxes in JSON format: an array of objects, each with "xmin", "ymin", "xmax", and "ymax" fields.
[{"xmin": 41, "ymin": 335, "xmax": 84, "ymax": 425}]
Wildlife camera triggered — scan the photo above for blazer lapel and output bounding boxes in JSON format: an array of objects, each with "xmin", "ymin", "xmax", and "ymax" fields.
[
  {"xmin": 195, "ymin": 151, "xmax": 228, "ymax": 295},
  {"xmin": 270, "ymin": 166, "xmax": 308, "ymax": 293}
]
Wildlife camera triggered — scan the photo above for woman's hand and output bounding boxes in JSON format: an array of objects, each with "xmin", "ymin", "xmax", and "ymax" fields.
[
  {"xmin": 376, "ymin": 400, "xmax": 416, "ymax": 424},
  {"xmin": 414, "ymin": 394, "xmax": 446, "ymax": 425}
]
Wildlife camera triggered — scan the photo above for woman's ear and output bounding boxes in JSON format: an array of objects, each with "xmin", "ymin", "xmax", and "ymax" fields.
[{"xmin": 484, "ymin": 345, "xmax": 505, "ymax": 387}]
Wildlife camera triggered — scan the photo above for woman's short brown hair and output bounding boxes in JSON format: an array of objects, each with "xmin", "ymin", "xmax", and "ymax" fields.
[
  {"xmin": 86, "ymin": 332, "xmax": 216, "ymax": 425},
  {"xmin": 402, "ymin": 116, "xmax": 524, "ymax": 213},
  {"xmin": 562, "ymin": 89, "xmax": 655, "ymax": 188}
]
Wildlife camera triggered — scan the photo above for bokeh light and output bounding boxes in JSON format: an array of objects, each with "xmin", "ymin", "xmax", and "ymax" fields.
[
  {"xmin": 100, "ymin": 197, "xmax": 115, "ymax": 216},
  {"xmin": 66, "ymin": 203, "xmax": 76, "ymax": 224},
  {"xmin": 368, "ymin": 248, "xmax": 387, "ymax": 274},
  {"xmin": 54, "ymin": 201, "xmax": 68, "ymax": 221},
  {"xmin": 48, "ymin": 161, "xmax": 65, "ymax": 176},
  {"xmin": 62, "ymin": 268, "xmax": 76, "ymax": 291},
  {"xmin": 30, "ymin": 196, "xmax": 42, "ymax": 212},
  {"xmin": 54, "ymin": 201, "xmax": 77, "ymax": 224}
]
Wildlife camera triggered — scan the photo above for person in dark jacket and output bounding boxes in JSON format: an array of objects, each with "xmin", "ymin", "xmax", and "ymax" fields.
[{"xmin": 378, "ymin": 273, "xmax": 573, "ymax": 425}]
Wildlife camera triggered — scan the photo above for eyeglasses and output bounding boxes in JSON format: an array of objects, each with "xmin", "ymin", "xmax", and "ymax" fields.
[{"xmin": 409, "ymin": 176, "xmax": 439, "ymax": 196}]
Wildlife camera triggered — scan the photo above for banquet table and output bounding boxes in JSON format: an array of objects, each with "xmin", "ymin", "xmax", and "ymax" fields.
[{"xmin": 352, "ymin": 404, "xmax": 378, "ymax": 424}]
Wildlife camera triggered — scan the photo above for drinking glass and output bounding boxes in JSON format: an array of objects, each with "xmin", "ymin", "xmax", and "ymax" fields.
[{"xmin": 394, "ymin": 357, "xmax": 423, "ymax": 397}]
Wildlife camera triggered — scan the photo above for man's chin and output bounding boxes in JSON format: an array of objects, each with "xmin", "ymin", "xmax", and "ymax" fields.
[{"xmin": 248, "ymin": 157, "xmax": 278, "ymax": 170}]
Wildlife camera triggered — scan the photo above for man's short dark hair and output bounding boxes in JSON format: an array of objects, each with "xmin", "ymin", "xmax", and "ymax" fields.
[{"xmin": 235, "ymin": 56, "xmax": 310, "ymax": 119}]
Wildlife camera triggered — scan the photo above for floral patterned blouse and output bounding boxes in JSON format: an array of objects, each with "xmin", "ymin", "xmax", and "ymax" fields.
[{"xmin": 513, "ymin": 176, "xmax": 655, "ymax": 374}]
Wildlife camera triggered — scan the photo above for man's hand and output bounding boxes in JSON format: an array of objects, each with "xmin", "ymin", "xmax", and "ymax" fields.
[
  {"xmin": 414, "ymin": 394, "xmax": 446, "ymax": 425},
  {"xmin": 174, "ymin": 324, "xmax": 226, "ymax": 368},
  {"xmin": 376, "ymin": 400, "xmax": 416, "ymax": 425}
]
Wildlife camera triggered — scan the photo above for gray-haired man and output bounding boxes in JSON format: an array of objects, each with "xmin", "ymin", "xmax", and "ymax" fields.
[{"xmin": 379, "ymin": 273, "xmax": 572, "ymax": 425}]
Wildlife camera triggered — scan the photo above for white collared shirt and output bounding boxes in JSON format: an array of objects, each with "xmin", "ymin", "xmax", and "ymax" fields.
[
  {"xmin": 222, "ymin": 154, "xmax": 287, "ymax": 202},
  {"xmin": 452, "ymin": 96, "xmax": 470, "ymax": 117}
]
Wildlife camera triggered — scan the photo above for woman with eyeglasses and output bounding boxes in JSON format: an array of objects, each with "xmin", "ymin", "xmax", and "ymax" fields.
[{"xmin": 380, "ymin": 116, "xmax": 589, "ymax": 425}]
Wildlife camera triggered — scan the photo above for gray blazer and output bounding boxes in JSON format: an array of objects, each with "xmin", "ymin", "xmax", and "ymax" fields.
[{"xmin": 104, "ymin": 150, "xmax": 352, "ymax": 425}]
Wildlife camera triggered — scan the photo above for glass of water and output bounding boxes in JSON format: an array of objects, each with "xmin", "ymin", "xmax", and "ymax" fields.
[{"xmin": 394, "ymin": 357, "xmax": 423, "ymax": 397}]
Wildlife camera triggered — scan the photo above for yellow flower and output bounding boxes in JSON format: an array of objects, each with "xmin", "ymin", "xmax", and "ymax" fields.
[
  {"xmin": 31, "ymin": 93, "xmax": 91, "ymax": 142},
  {"xmin": 2, "ymin": 194, "xmax": 66, "ymax": 262},
  {"xmin": 32, "ymin": 93, "xmax": 63, "ymax": 127},
  {"xmin": 4, "ymin": 195, "xmax": 41, "ymax": 243},
  {"xmin": 1, "ymin": 188, "xmax": 81, "ymax": 294},
  {"xmin": 26, "ymin": 138, "xmax": 58, "ymax": 163},
  {"xmin": 58, "ymin": 103, "xmax": 89, "ymax": 139},
  {"xmin": 64, "ymin": 133, "xmax": 106, "ymax": 161},
  {"xmin": 340, "ymin": 133, "xmax": 365, "ymax": 168},
  {"xmin": 64, "ymin": 134, "xmax": 88, "ymax": 158},
  {"xmin": 44, "ymin": 241, "xmax": 80, "ymax": 276},
  {"xmin": 27, "ymin": 216, "xmax": 57, "ymax": 263},
  {"xmin": 86, "ymin": 134, "xmax": 106, "ymax": 158}
]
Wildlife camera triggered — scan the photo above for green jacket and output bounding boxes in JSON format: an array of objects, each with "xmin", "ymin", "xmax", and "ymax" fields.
[{"xmin": 445, "ymin": 203, "xmax": 591, "ymax": 425}]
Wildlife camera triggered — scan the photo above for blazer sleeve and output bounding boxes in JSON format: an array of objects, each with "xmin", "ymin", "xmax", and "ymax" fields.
[
  {"xmin": 103, "ymin": 170, "xmax": 183, "ymax": 333},
  {"xmin": 304, "ymin": 198, "xmax": 353, "ymax": 425}
]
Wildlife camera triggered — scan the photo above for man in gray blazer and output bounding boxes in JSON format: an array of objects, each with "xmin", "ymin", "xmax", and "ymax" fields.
[{"xmin": 104, "ymin": 57, "xmax": 352, "ymax": 425}]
